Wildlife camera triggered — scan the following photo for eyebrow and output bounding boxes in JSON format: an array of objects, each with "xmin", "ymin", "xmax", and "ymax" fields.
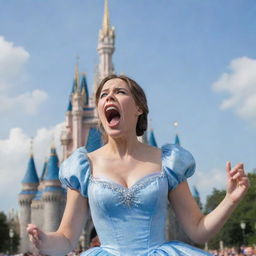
[{"xmin": 101, "ymin": 87, "xmax": 129, "ymax": 93}]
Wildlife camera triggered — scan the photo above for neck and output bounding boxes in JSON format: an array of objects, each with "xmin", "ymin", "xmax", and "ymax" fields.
[{"xmin": 105, "ymin": 133, "xmax": 141, "ymax": 159}]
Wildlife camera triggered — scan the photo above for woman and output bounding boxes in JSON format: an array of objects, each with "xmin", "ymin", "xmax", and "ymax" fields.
[{"xmin": 27, "ymin": 74, "xmax": 249, "ymax": 256}]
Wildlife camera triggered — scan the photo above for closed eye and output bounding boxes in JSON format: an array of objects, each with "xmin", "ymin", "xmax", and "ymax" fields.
[
  {"xmin": 100, "ymin": 92, "xmax": 108, "ymax": 98},
  {"xmin": 117, "ymin": 90, "xmax": 126, "ymax": 94}
]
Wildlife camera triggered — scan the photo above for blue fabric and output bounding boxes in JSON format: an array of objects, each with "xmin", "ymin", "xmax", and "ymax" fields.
[{"xmin": 59, "ymin": 144, "xmax": 211, "ymax": 256}]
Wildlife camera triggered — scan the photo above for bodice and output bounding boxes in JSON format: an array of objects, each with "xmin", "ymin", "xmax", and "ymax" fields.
[
  {"xmin": 88, "ymin": 170, "xmax": 168, "ymax": 255},
  {"xmin": 59, "ymin": 144, "xmax": 212, "ymax": 256}
]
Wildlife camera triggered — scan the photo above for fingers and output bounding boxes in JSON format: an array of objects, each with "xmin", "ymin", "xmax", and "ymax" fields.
[
  {"xmin": 238, "ymin": 176, "xmax": 250, "ymax": 188},
  {"xmin": 226, "ymin": 162, "xmax": 245, "ymax": 180},
  {"xmin": 226, "ymin": 161, "xmax": 232, "ymax": 178},
  {"xmin": 229, "ymin": 163, "xmax": 246, "ymax": 181},
  {"xmin": 27, "ymin": 224, "xmax": 40, "ymax": 246}
]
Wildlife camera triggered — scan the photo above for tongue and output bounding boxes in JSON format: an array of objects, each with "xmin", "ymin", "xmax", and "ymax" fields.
[{"xmin": 109, "ymin": 116, "xmax": 120, "ymax": 126}]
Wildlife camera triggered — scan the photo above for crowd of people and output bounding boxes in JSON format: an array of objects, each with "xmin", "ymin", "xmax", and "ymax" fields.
[
  {"xmin": 1, "ymin": 245, "xmax": 256, "ymax": 256},
  {"xmin": 208, "ymin": 246, "xmax": 256, "ymax": 256}
]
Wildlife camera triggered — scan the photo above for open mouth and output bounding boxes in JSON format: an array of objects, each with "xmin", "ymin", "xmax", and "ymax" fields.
[{"xmin": 105, "ymin": 106, "xmax": 121, "ymax": 126}]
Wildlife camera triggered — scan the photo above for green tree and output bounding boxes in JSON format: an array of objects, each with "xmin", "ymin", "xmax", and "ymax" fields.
[
  {"xmin": 0, "ymin": 212, "xmax": 10, "ymax": 252},
  {"xmin": 0, "ymin": 212, "xmax": 20, "ymax": 253},
  {"xmin": 204, "ymin": 172, "xmax": 256, "ymax": 249}
]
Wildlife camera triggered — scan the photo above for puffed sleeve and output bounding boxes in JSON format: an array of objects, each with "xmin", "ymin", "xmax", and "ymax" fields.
[
  {"xmin": 162, "ymin": 144, "xmax": 196, "ymax": 191},
  {"xmin": 59, "ymin": 147, "xmax": 90, "ymax": 197}
]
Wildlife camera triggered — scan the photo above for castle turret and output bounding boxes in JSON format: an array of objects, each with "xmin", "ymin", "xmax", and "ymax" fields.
[
  {"xmin": 61, "ymin": 97, "xmax": 73, "ymax": 158},
  {"xmin": 42, "ymin": 146, "xmax": 65, "ymax": 232},
  {"xmin": 173, "ymin": 121, "xmax": 180, "ymax": 145},
  {"xmin": 148, "ymin": 129, "xmax": 158, "ymax": 147},
  {"xmin": 19, "ymin": 153, "xmax": 39, "ymax": 253},
  {"xmin": 31, "ymin": 160, "xmax": 47, "ymax": 232},
  {"xmin": 97, "ymin": 0, "xmax": 115, "ymax": 81},
  {"xmin": 174, "ymin": 134, "xmax": 180, "ymax": 145},
  {"xmin": 80, "ymin": 74, "xmax": 89, "ymax": 106},
  {"xmin": 72, "ymin": 63, "xmax": 84, "ymax": 149}
]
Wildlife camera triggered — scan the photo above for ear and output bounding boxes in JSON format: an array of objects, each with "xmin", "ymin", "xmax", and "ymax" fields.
[{"xmin": 136, "ymin": 106, "xmax": 143, "ymax": 116}]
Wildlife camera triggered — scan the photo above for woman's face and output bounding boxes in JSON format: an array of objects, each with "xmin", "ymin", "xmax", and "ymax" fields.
[{"xmin": 97, "ymin": 78, "xmax": 142, "ymax": 138}]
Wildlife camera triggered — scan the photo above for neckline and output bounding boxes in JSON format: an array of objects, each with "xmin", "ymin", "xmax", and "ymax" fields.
[
  {"xmin": 84, "ymin": 147, "xmax": 164, "ymax": 190},
  {"xmin": 90, "ymin": 170, "xmax": 164, "ymax": 190}
]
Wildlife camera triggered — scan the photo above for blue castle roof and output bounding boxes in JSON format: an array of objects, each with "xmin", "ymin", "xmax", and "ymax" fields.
[
  {"xmin": 80, "ymin": 75, "xmax": 89, "ymax": 105},
  {"xmin": 72, "ymin": 77, "xmax": 79, "ymax": 93},
  {"xmin": 44, "ymin": 147, "xmax": 59, "ymax": 181},
  {"xmin": 192, "ymin": 186, "xmax": 200, "ymax": 198},
  {"xmin": 67, "ymin": 99, "xmax": 72, "ymax": 111},
  {"xmin": 148, "ymin": 129, "xmax": 158, "ymax": 147},
  {"xmin": 174, "ymin": 134, "xmax": 180, "ymax": 145},
  {"xmin": 86, "ymin": 127, "xmax": 103, "ymax": 153},
  {"xmin": 40, "ymin": 160, "xmax": 47, "ymax": 181},
  {"xmin": 22, "ymin": 155, "xmax": 39, "ymax": 184}
]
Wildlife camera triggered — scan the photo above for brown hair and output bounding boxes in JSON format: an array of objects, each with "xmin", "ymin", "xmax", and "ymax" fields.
[{"xmin": 95, "ymin": 74, "xmax": 149, "ymax": 137}]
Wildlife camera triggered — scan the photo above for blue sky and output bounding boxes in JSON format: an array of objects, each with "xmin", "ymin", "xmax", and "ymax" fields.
[{"xmin": 0, "ymin": 0, "xmax": 256, "ymax": 213}]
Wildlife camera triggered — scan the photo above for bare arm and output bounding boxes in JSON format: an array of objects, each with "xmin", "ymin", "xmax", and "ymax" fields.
[
  {"xmin": 27, "ymin": 188, "xmax": 88, "ymax": 256},
  {"xmin": 168, "ymin": 162, "xmax": 249, "ymax": 244}
]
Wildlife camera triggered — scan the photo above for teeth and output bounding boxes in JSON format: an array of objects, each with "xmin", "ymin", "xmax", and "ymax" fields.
[{"xmin": 106, "ymin": 106, "xmax": 118, "ymax": 112}]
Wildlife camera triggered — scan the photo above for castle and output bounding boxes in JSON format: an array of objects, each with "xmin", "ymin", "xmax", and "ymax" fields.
[{"xmin": 18, "ymin": 1, "xmax": 199, "ymax": 253}]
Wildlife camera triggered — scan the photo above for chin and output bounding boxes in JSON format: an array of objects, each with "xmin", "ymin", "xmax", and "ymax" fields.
[
  {"xmin": 105, "ymin": 127, "xmax": 127, "ymax": 139},
  {"xmin": 106, "ymin": 130, "xmax": 124, "ymax": 139}
]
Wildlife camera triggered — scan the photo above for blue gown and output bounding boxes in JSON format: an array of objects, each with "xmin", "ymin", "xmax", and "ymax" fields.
[{"xmin": 59, "ymin": 144, "xmax": 212, "ymax": 256}]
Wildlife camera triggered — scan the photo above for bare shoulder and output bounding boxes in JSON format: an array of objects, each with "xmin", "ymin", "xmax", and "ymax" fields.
[
  {"xmin": 138, "ymin": 143, "xmax": 162, "ymax": 163},
  {"xmin": 140, "ymin": 143, "xmax": 161, "ymax": 156}
]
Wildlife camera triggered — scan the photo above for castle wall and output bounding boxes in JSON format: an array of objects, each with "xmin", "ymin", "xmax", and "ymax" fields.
[
  {"xmin": 19, "ymin": 197, "xmax": 32, "ymax": 253},
  {"xmin": 42, "ymin": 192, "xmax": 63, "ymax": 232},
  {"xmin": 31, "ymin": 200, "xmax": 44, "ymax": 230}
]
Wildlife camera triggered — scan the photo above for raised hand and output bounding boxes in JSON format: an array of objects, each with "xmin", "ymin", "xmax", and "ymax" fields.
[
  {"xmin": 27, "ymin": 223, "xmax": 46, "ymax": 250},
  {"xmin": 225, "ymin": 161, "xmax": 250, "ymax": 204}
]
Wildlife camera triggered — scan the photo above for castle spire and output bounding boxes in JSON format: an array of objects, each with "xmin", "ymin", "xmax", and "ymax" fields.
[
  {"xmin": 30, "ymin": 137, "xmax": 33, "ymax": 157},
  {"xmin": 96, "ymin": 0, "xmax": 115, "ymax": 82},
  {"xmin": 72, "ymin": 57, "xmax": 80, "ymax": 93},
  {"xmin": 173, "ymin": 121, "xmax": 180, "ymax": 145},
  {"xmin": 102, "ymin": 0, "xmax": 110, "ymax": 37},
  {"xmin": 80, "ymin": 73, "xmax": 89, "ymax": 105}
]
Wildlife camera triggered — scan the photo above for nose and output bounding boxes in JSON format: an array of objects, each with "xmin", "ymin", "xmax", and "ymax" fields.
[{"xmin": 106, "ymin": 91, "xmax": 116, "ymax": 102}]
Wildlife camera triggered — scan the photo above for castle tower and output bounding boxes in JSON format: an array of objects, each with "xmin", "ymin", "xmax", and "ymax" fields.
[
  {"xmin": 31, "ymin": 160, "xmax": 47, "ymax": 231},
  {"xmin": 42, "ymin": 146, "xmax": 65, "ymax": 232},
  {"xmin": 18, "ymin": 153, "xmax": 39, "ymax": 253},
  {"xmin": 61, "ymin": 95, "xmax": 73, "ymax": 158},
  {"xmin": 60, "ymin": 2, "xmax": 116, "ymax": 158},
  {"xmin": 97, "ymin": 0, "xmax": 115, "ymax": 81},
  {"xmin": 72, "ymin": 63, "xmax": 84, "ymax": 150},
  {"xmin": 61, "ymin": 63, "xmax": 100, "ymax": 158}
]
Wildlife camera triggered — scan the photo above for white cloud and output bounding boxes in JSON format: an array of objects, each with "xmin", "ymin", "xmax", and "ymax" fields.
[
  {"xmin": 0, "ymin": 36, "xmax": 30, "ymax": 91},
  {"xmin": 213, "ymin": 57, "xmax": 256, "ymax": 125},
  {"xmin": 0, "ymin": 123, "xmax": 64, "ymax": 213},
  {"xmin": 0, "ymin": 89, "xmax": 48, "ymax": 115},
  {"xmin": 0, "ymin": 36, "xmax": 48, "ymax": 115},
  {"xmin": 190, "ymin": 167, "xmax": 226, "ymax": 204}
]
